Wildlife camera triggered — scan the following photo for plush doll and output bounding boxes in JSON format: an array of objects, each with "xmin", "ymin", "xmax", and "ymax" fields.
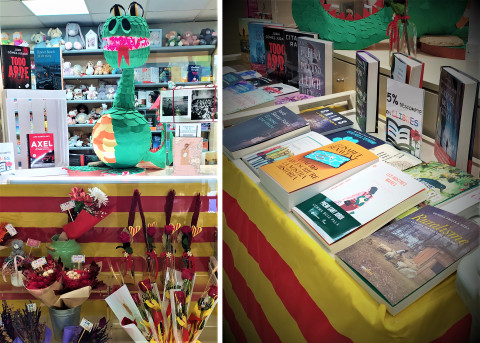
[
  {"xmin": 85, "ymin": 61, "xmax": 94, "ymax": 75},
  {"xmin": 102, "ymin": 63, "xmax": 112, "ymax": 74},
  {"xmin": 64, "ymin": 23, "xmax": 85, "ymax": 50},
  {"xmin": 9, "ymin": 240, "xmax": 25, "ymax": 258},
  {"xmin": 105, "ymin": 86, "xmax": 116, "ymax": 99},
  {"xmin": 63, "ymin": 61, "xmax": 73, "ymax": 76},
  {"xmin": 73, "ymin": 88, "xmax": 83, "ymax": 100},
  {"xmin": 199, "ymin": 28, "xmax": 217, "ymax": 45},
  {"xmin": 149, "ymin": 30, "xmax": 161, "ymax": 45},
  {"xmin": 94, "ymin": 60, "xmax": 104, "ymax": 75},
  {"xmin": 66, "ymin": 88, "xmax": 74, "ymax": 100},
  {"xmin": 86, "ymin": 86, "xmax": 98, "ymax": 100},
  {"xmin": 165, "ymin": 31, "xmax": 182, "ymax": 46},
  {"xmin": 180, "ymin": 31, "xmax": 200, "ymax": 46},
  {"xmin": 72, "ymin": 64, "xmax": 83, "ymax": 76},
  {"xmin": 1, "ymin": 32, "xmax": 11, "ymax": 45},
  {"xmin": 76, "ymin": 112, "xmax": 88, "ymax": 124},
  {"xmin": 77, "ymin": 104, "xmax": 88, "ymax": 114},
  {"xmin": 47, "ymin": 28, "xmax": 65, "ymax": 49},
  {"xmin": 12, "ymin": 32, "xmax": 28, "ymax": 47},
  {"xmin": 67, "ymin": 110, "xmax": 77, "ymax": 124},
  {"xmin": 31, "ymin": 32, "xmax": 47, "ymax": 49},
  {"xmin": 112, "ymin": 67, "xmax": 122, "ymax": 74}
]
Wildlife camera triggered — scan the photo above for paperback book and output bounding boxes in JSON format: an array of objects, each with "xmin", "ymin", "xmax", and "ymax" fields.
[
  {"xmin": 223, "ymin": 106, "xmax": 309, "ymax": 159},
  {"xmin": 274, "ymin": 92, "xmax": 314, "ymax": 105},
  {"xmin": 187, "ymin": 65, "xmax": 201, "ymax": 82},
  {"xmin": 299, "ymin": 107, "xmax": 353, "ymax": 135},
  {"xmin": 356, "ymin": 51, "xmax": 379, "ymax": 133},
  {"xmin": 259, "ymin": 83, "xmax": 298, "ymax": 97},
  {"xmin": 224, "ymin": 88, "xmax": 275, "ymax": 115},
  {"xmin": 223, "ymin": 72, "xmax": 243, "ymax": 88},
  {"xmin": 325, "ymin": 128, "xmax": 385, "ymax": 150},
  {"xmin": 284, "ymin": 29, "xmax": 318, "ymax": 88},
  {"xmin": 27, "ymin": 133, "xmax": 55, "ymax": 168},
  {"xmin": 248, "ymin": 22, "xmax": 280, "ymax": 75},
  {"xmin": 236, "ymin": 70, "xmax": 262, "ymax": 80},
  {"xmin": 386, "ymin": 78, "xmax": 425, "ymax": 158},
  {"xmin": 1, "ymin": 45, "xmax": 31, "ymax": 89},
  {"xmin": 370, "ymin": 144, "xmax": 421, "ymax": 171},
  {"xmin": 258, "ymin": 140, "xmax": 379, "ymax": 210},
  {"xmin": 245, "ymin": 76, "xmax": 273, "ymax": 87},
  {"xmin": 33, "ymin": 47, "xmax": 62, "ymax": 90},
  {"xmin": 336, "ymin": 205, "xmax": 479, "ymax": 315},
  {"xmin": 298, "ymin": 37, "xmax": 333, "ymax": 96},
  {"xmin": 292, "ymin": 162, "xmax": 427, "ymax": 253},
  {"xmin": 242, "ymin": 131, "xmax": 332, "ymax": 175},
  {"xmin": 264, "ymin": 26, "xmax": 287, "ymax": 82},
  {"xmin": 224, "ymin": 81, "xmax": 257, "ymax": 94}
]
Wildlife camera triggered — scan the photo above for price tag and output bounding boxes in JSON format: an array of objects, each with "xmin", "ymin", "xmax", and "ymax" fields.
[
  {"xmin": 26, "ymin": 238, "xmax": 41, "ymax": 248},
  {"xmin": 80, "ymin": 318, "xmax": 93, "ymax": 332},
  {"xmin": 31, "ymin": 257, "xmax": 47, "ymax": 269},
  {"xmin": 71, "ymin": 255, "xmax": 85, "ymax": 263},
  {"xmin": 5, "ymin": 223, "xmax": 17, "ymax": 236},
  {"xmin": 26, "ymin": 303, "xmax": 36, "ymax": 312},
  {"xmin": 60, "ymin": 200, "xmax": 75, "ymax": 212}
]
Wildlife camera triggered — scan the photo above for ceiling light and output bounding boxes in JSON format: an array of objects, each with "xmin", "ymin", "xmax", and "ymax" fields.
[{"xmin": 22, "ymin": 0, "xmax": 88, "ymax": 16}]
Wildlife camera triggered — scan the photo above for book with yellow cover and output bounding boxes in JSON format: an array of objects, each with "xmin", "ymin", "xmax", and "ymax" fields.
[{"xmin": 258, "ymin": 140, "xmax": 379, "ymax": 210}]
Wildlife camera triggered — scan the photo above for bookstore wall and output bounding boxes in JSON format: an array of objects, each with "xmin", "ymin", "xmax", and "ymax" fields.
[{"xmin": 223, "ymin": 0, "xmax": 480, "ymax": 343}]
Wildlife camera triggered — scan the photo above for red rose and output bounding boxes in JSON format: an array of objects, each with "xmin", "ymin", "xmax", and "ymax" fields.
[
  {"xmin": 132, "ymin": 293, "xmax": 141, "ymax": 305},
  {"xmin": 147, "ymin": 226, "xmax": 156, "ymax": 237},
  {"xmin": 208, "ymin": 285, "xmax": 218, "ymax": 298},
  {"xmin": 119, "ymin": 232, "xmax": 130, "ymax": 243},
  {"xmin": 164, "ymin": 224, "xmax": 174, "ymax": 235},
  {"xmin": 138, "ymin": 278, "xmax": 152, "ymax": 292},
  {"xmin": 174, "ymin": 290, "xmax": 186, "ymax": 305},
  {"xmin": 181, "ymin": 226, "xmax": 191, "ymax": 234},
  {"xmin": 411, "ymin": 129, "xmax": 421, "ymax": 142},
  {"xmin": 181, "ymin": 268, "xmax": 193, "ymax": 281}
]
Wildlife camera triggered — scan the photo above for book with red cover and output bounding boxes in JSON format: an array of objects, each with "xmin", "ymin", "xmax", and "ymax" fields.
[{"xmin": 27, "ymin": 133, "xmax": 55, "ymax": 168}]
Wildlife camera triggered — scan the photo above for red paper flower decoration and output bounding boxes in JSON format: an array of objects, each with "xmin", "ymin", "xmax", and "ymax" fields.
[
  {"xmin": 181, "ymin": 268, "xmax": 194, "ymax": 281},
  {"xmin": 138, "ymin": 278, "xmax": 152, "ymax": 292},
  {"xmin": 411, "ymin": 129, "xmax": 421, "ymax": 142}
]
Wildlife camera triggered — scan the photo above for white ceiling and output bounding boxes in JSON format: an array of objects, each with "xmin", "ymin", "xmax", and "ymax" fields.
[{"xmin": 0, "ymin": 0, "xmax": 217, "ymax": 29}]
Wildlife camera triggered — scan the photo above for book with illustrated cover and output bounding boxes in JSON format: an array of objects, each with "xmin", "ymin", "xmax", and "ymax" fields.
[
  {"xmin": 224, "ymin": 88, "xmax": 275, "ymax": 115},
  {"xmin": 236, "ymin": 70, "xmax": 262, "ymax": 80},
  {"xmin": 223, "ymin": 72, "xmax": 243, "ymax": 88},
  {"xmin": 242, "ymin": 131, "xmax": 332, "ymax": 175},
  {"xmin": 356, "ymin": 51, "xmax": 379, "ymax": 133},
  {"xmin": 0, "ymin": 143, "xmax": 15, "ymax": 176},
  {"xmin": 1, "ymin": 45, "xmax": 31, "ymax": 89},
  {"xmin": 33, "ymin": 47, "xmax": 62, "ymax": 90},
  {"xmin": 298, "ymin": 37, "xmax": 333, "ymax": 97},
  {"xmin": 258, "ymin": 140, "xmax": 379, "ymax": 210},
  {"xmin": 391, "ymin": 52, "xmax": 424, "ymax": 88},
  {"xmin": 370, "ymin": 144, "xmax": 421, "ymax": 171},
  {"xmin": 224, "ymin": 81, "xmax": 257, "ymax": 95},
  {"xmin": 293, "ymin": 162, "xmax": 427, "ymax": 253},
  {"xmin": 386, "ymin": 78, "xmax": 425, "ymax": 158},
  {"xmin": 284, "ymin": 29, "xmax": 318, "ymax": 88},
  {"xmin": 27, "ymin": 133, "xmax": 55, "ymax": 168},
  {"xmin": 187, "ymin": 65, "xmax": 201, "ymax": 82},
  {"xmin": 239, "ymin": 18, "xmax": 267, "ymax": 53},
  {"xmin": 248, "ymin": 22, "xmax": 281, "ymax": 75},
  {"xmin": 159, "ymin": 67, "xmax": 171, "ymax": 82},
  {"xmin": 274, "ymin": 92, "xmax": 314, "ymax": 105},
  {"xmin": 264, "ymin": 26, "xmax": 287, "ymax": 82},
  {"xmin": 259, "ymin": 83, "xmax": 298, "ymax": 97},
  {"xmin": 299, "ymin": 107, "xmax": 353, "ymax": 135},
  {"xmin": 223, "ymin": 106, "xmax": 309, "ymax": 159},
  {"xmin": 433, "ymin": 67, "xmax": 479, "ymax": 173},
  {"xmin": 325, "ymin": 128, "xmax": 384, "ymax": 150},
  {"xmin": 245, "ymin": 76, "xmax": 273, "ymax": 87},
  {"xmin": 336, "ymin": 205, "xmax": 479, "ymax": 315}
]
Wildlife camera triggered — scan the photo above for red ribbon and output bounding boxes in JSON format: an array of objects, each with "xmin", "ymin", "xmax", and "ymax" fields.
[
  {"xmin": 146, "ymin": 250, "xmax": 159, "ymax": 279},
  {"xmin": 387, "ymin": 14, "xmax": 410, "ymax": 52},
  {"xmin": 123, "ymin": 253, "xmax": 133, "ymax": 276}
]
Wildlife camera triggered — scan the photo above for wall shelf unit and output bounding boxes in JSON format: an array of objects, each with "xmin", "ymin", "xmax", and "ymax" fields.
[{"xmin": 32, "ymin": 45, "xmax": 216, "ymax": 56}]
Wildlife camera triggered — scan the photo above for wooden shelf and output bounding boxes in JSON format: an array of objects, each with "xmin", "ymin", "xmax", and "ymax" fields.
[
  {"xmin": 33, "ymin": 45, "xmax": 216, "ymax": 56},
  {"xmin": 64, "ymin": 75, "xmax": 122, "ymax": 80}
]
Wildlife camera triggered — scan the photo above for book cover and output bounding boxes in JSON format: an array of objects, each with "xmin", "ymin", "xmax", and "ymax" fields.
[
  {"xmin": 260, "ymin": 140, "xmax": 378, "ymax": 193},
  {"xmin": 223, "ymin": 72, "xmax": 244, "ymax": 88},
  {"xmin": 191, "ymin": 88, "xmax": 217, "ymax": 121},
  {"xmin": 370, "ymin": 144, "xmax": 421, "ymax": 171},
  {"xmin": 159, "ymin": 67, "xmax": 171, "ymax": 82},
  {"xmin": 386, "ymin": 78, "xmax": 425, "ymax": 158},
  {"xmin": 264, "ymin": 26, "xmax": 286, "ymax": 82},
  {"xmin": 239, "ymin": 18, "xmax": 267, "ymax": 53},
  {"xmin": 294, "ymin": 162, "xmax": 426, "ymax": 244},
  {"xmin": 299, "ymin": 107, "xmax": 354, "ymax": 135},
  {"xmin": 356, "ymin": 54, "xmax": 368, "ymax": 131},
  {"xmin": 224, "ymin": 88, "xmax": 275, "ymax": 115},
  {"xmin": 27, "ymin": 133, "xmax": 55, "ymax": 168},
  {"xmin": 284, "ymin": 30, "xmax": 318, "ymax": 88},
  {"xmin": 224, "ymin": 81, "xmax": 257, "ymax": 95},
  {"xmin": 274, "ymin": 92, "xmax": 314, "ymax": 105},
  {"xmin": 248, "ymin": 22, "xmax": 269, "ymax": 75},
  {"xmin": 160, "ymin": 89, "xmax": 192, "ymax": 122},
  {"xmin": 1, "ymin": 45, "xmax": 31, "ymax": 89},
  {"xmin": 336, "ymin": 205, "xmax": 479, "ymax": 315},
  {"xmin": 236, "ymin": 69, "xmax": 262, "ymax": 80},
  {"xmin": 355, "ymin": 51, "xmax": 379, "ymax": 133},
  {"xmin": 260, "ymin": 83, "xmax": 298, "ymax": 97},
  {"xmin": 0, "ymin": 142, "xmax": 15, "ymax": 175},
  {"xmin": 223, "ymin": 106, "xmax": 307, "ymax": 153},
  {"xmin": 298, "ymin": 37, "xmax": 332, "ymax": 96},
  {"xmin": 242, "ymin": 131, "xmax": 332, "ymax": 174},
  {"xmin": 245, "ymin": 76, "xmax": 273, "ymax": 87},
  {"xmin": 325, "ymin": 128, "xmax": 385, "ymax": 150},
  {"xmin": 187, "ymin": 65, "xmax": 201, "ymax": 82},
  {"xmin": 172, "ymin": 137, "xmax": 203, "ymax": 175},
  {"xmin": 33, "ymin": 47, "xmax": 62, "ymax": 90}
]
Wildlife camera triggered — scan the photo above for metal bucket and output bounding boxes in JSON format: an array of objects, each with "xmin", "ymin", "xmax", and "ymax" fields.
[{"xmin": 48, "ymin": 306, "xmax": 81, "ymax": 341}]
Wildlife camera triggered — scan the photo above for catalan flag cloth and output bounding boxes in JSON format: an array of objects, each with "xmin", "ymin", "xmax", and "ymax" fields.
[{"xmin": 223, "ymin": 157, "xmax": 470, "ymax": 343}]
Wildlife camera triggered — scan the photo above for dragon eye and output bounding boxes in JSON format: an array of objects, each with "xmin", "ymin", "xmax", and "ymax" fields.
[
  {"xmin": 122, "ymin": 18, "xmax": 131, "ymax": 31},
  {"xmin": 108, "ymin": 18, "xmax": 117, "ymax": 32}
]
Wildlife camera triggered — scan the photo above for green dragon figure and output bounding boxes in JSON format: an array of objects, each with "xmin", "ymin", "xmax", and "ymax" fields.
[
  {"xmin": 292, "ymin": 0, "xmax": 469, "ymax": 50},
  {"xmin": 92, "ymin": 2, "xmax": 170, "ymax": 168}
]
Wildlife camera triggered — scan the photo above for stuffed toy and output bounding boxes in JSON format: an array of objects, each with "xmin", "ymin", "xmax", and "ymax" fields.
[
  {"xmin": 73, "ymin": 88, "xmax": 83, "ymax": 100},
  {"xmin": 66, "ymin": 88, "xmax": 74, "ymax": 100},
  {"xmin": 63, "ymin": 61, "xmax": 73, "ymax": 75},
  {"xmin": 85, "ymin": 61, "xmax": 95, "ymax": 75},
  {"xmin": 94, "ymin": 60, "xmax": 104, "ymax": 75},
  {"xmin": 47, "ymin": 28, "xmax": 65, "ymax": 49},
  {"xmin": 72, "ymin": 64, "xmax": 83, "ymax": 76},
  {"xmin": 199, "ymin": 28, "xmax": 217, "ymax": 45},
  {"xmin": 76, "ymin": 112, "xmax": 88, "ymax": 124},
  {"xmin": 9, "ymin": 240, "xmax": 25, "ymax": 258},
  {"xmin": 86, "ymin": 86, "xmax": 98, "ymax": 100},
  {"xmin": 77, "ymin": 104, "xmax": 88, "ymax": 114},
  {"xmin": 149, "ymin": 30, "xmax": 161, "ymax": 45},
  {"xmin": 1, "ymin": 32, "xmax": 11, "ymax": 45},
  {"xmin": 165, "ymin": 31, "xmax": 182, "ymax": 46},
  {"xmin": 180, "ymin": 31, "xmax": 199, "ymax": 46},
  {"xmin": 64, "ymin": 23, "xmax": 85, "ymax": 50},
  {"xmin": 102, "ymin": 63, "xmax": 112, "ymax": 74},
  {"xmin": 105, "ymin": 86, "xmax": 116, "ymax": 99},
  {"xmin": 31, "ymin": 32, "xmax": 47, "ymax": 49},
  {"xmin": 12, "ymin": 32, "xmax": 28, "ymax": 47},
  {"xmin": 67, "ymin": 110, "xmax": 77, "ymax": 124},
  {"xmin": 112, "ymin": 67, "xmax": 122, "ymax": 74}
]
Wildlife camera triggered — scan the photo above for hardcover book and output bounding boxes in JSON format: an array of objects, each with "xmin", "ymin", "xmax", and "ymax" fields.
[
  {"xmin": 224, "ymin": 88, "xmax": 275, "ymax": 115},
  {"xmin": 1, "ymin": 45, "xmax": 31, "ymax": 89},
  {"xmin": 223, "ymin": 106, "xmax": 309, "ymax": 159},
  {"xmin": 242, "ymin": 131, "xmax": 332, "ymax": 175},
  {"xmin": 187, "ymin": 65, "xmax": 201, "ymax": 82},
  {"xmin": 370, "ymin": 144, "xmax": 421, "ymax": 171},
  {"xmin": 27, "ymin": 133, "xmax": 55, "ymax": 168},
  {"xmin": 386, "ymin": 78, "xmax": 425, "ymax": 158},
  {"xmin": 33, "ymin": 47, "xmax": 62, "ymax": 90},
  {"xmin": 433, "ymin": 67, "xmax": 479, "ymax": 173},
  {"xmin": 299, "ymin": 107, "xmax": 354, "ymax": 135},
  {"xmin": 284, "ymin": 29, "xmax": 318, "ymax": 88},
  {"xmin": 336, "ymin": 205, "xmax": 479, "ymax": 315},
  {"xmin": 356, "ymin": 51, "xmax": 379, "ymax": 133},
  {"xmin": 297, "ymin": 37, "xmax": 333, "ymax": 97},
  {"xmin": 391, "ymin": 52, "xmax": 425, "ymax": 88},
  {"xmin": 293, "ymin": 162, "xmax": 427, "ymax": 253},
  {"xmin": 264, "ymin": 26, "xmax": 287, "ymax": 82},
  {"xmin": 258, "ymin": 140, "xmax": 379, "ymax": 210},
  {"xmin": 325, "ymin": 128, "xmax": 384, "ymax": 150},
  {"xmin": 259, "ymin": 83, "xmax": 298, "ymax": 97}
]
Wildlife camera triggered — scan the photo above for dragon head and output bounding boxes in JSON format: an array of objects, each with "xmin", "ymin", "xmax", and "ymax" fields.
[{"xmin": 102, "ymin": 2, "xmax": 149, "ymax": 69}]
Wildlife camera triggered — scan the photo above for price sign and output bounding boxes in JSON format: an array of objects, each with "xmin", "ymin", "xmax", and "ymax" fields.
[
  {"xmin": 5, "ymin": 223, "xmax": 17, "ymax": 236},
  {"xmin": 60, "ymin": 200, "xmax": 75, "ymax": 212},
  {"xmin": 386, "ymin": 91, "xmax": 399, "ymax": 105},
  {"xmin": 26, "ymin": 238, "xmax": 41, "ymax": 248},
  {"xmin": 26, "ymin": 303, "xmax": 36, "ymax": 312},
  {"xmin": 71, "ymin": 255, "xmax": 85, "ymax": 263},
  {"xmin": 31, "ymin": 257, "xmax": 47, "ymax": 269},
  {"xmin": 80, "ymin": 318, "xmax": 93, "ymax": 332}
]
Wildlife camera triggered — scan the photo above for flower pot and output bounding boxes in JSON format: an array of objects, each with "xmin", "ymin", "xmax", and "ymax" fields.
[
  {"xmin": 48, "ymin": 237, "xmax": 81, "ymax": 269},
  {"xmin": 63, "ymin": 208, "xmax": 111, "ymax": 239},
  {"xmin": 11, "ymin": 270, "xmax": 24, "ymax": 287},
  {"xmin": 48, "ymin": 306, "xmax": 81, "ymax": 341}
]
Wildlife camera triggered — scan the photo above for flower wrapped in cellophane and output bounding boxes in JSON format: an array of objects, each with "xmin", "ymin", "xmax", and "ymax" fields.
[{"xmin": 187, "ymin": 284, "xmax": 218, "ymax": 342}]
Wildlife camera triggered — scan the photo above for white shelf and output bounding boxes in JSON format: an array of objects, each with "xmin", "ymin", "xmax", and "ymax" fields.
[
  {"xmin": 69, "ymin": 146, "xmax": 94, "ymax": 150},
  {"xmin": 33, "ymin": 45, "xmax": 216, "ymax": 56},
  {"xmin": 64, "ymin": 75, "xmax": 122, "ymax": 80},
  {"xmin": 68, "ymin": 124, "xmax": 95, "ymax": 127},
  {"xmin": 134, "ymin": 81, "xmax": 212, "ymax": 88},
  {"xmin": 67, "ymin": 100, "xmax": 114, "ymax": 104}
]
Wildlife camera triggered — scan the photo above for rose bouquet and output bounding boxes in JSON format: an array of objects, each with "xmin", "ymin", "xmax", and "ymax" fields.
[{"xmin": 63, "ymin": 187, "xmax": 112, "ymax": 239}]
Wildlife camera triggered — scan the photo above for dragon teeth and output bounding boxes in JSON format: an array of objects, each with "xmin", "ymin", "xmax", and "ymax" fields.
[{"xmin": 103, "ymin": 36, "xmax": 150, "ymax": 51}]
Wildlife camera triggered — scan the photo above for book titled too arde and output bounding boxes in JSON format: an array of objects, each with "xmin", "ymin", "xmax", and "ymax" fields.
[
  {"xmin": 258, "ymin": 140, "xmax": 379, "ymax": 210},
  {"xmin": 292, "ymin": 162, "xmax": 427, "ymax": 253},
  {"xmin": 27, "ymin": 133, "xmax": 55, "ymax": 168},
  {"xmin": 336, "ymin": 205, "xmax": 479, "ymax": 315}
]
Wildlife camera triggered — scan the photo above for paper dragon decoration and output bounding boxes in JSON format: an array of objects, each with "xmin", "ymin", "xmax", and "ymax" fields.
[{"xmin": 92, "ymin": 2, "xmax": 170, "ymax": 168}]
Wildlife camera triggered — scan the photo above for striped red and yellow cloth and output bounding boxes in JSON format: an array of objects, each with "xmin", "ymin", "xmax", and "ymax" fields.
[
  {"xmin": 223, "ymin": 157, "xmax": 471, "ymax": 343},
  {"xmin": 0, "ymin": 182, "xmax": 217, "ymax": 317}
]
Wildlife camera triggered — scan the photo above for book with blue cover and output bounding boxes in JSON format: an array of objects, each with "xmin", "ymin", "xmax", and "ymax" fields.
[
  {"xmin": 249, "ymin": 22, "xmax": 283, "ymax": 75},
  {"xmin": 33, "ymin": 47, "xmax": 62, "ymax": 90},
  {"xmin": 225, "ymin": 81, "xmax": 257, "ymax": 94},
  {"xmin": 224, "ymin": 88, "xmax": 275, "ymax": 115},
  {"xmin": 325, "ymin": 128, "xmax": 385, "ymax": 150},
  {"xmin": 298, "ymin": 107, "xmax": 353, "ymax": 135},
  {"xmin": 187, "ymin": 65, "xmax": 201, "ymax": 82},
  {"xmin": 223, "ymin": 72, "xmax": 243, "ymax": 88}
]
